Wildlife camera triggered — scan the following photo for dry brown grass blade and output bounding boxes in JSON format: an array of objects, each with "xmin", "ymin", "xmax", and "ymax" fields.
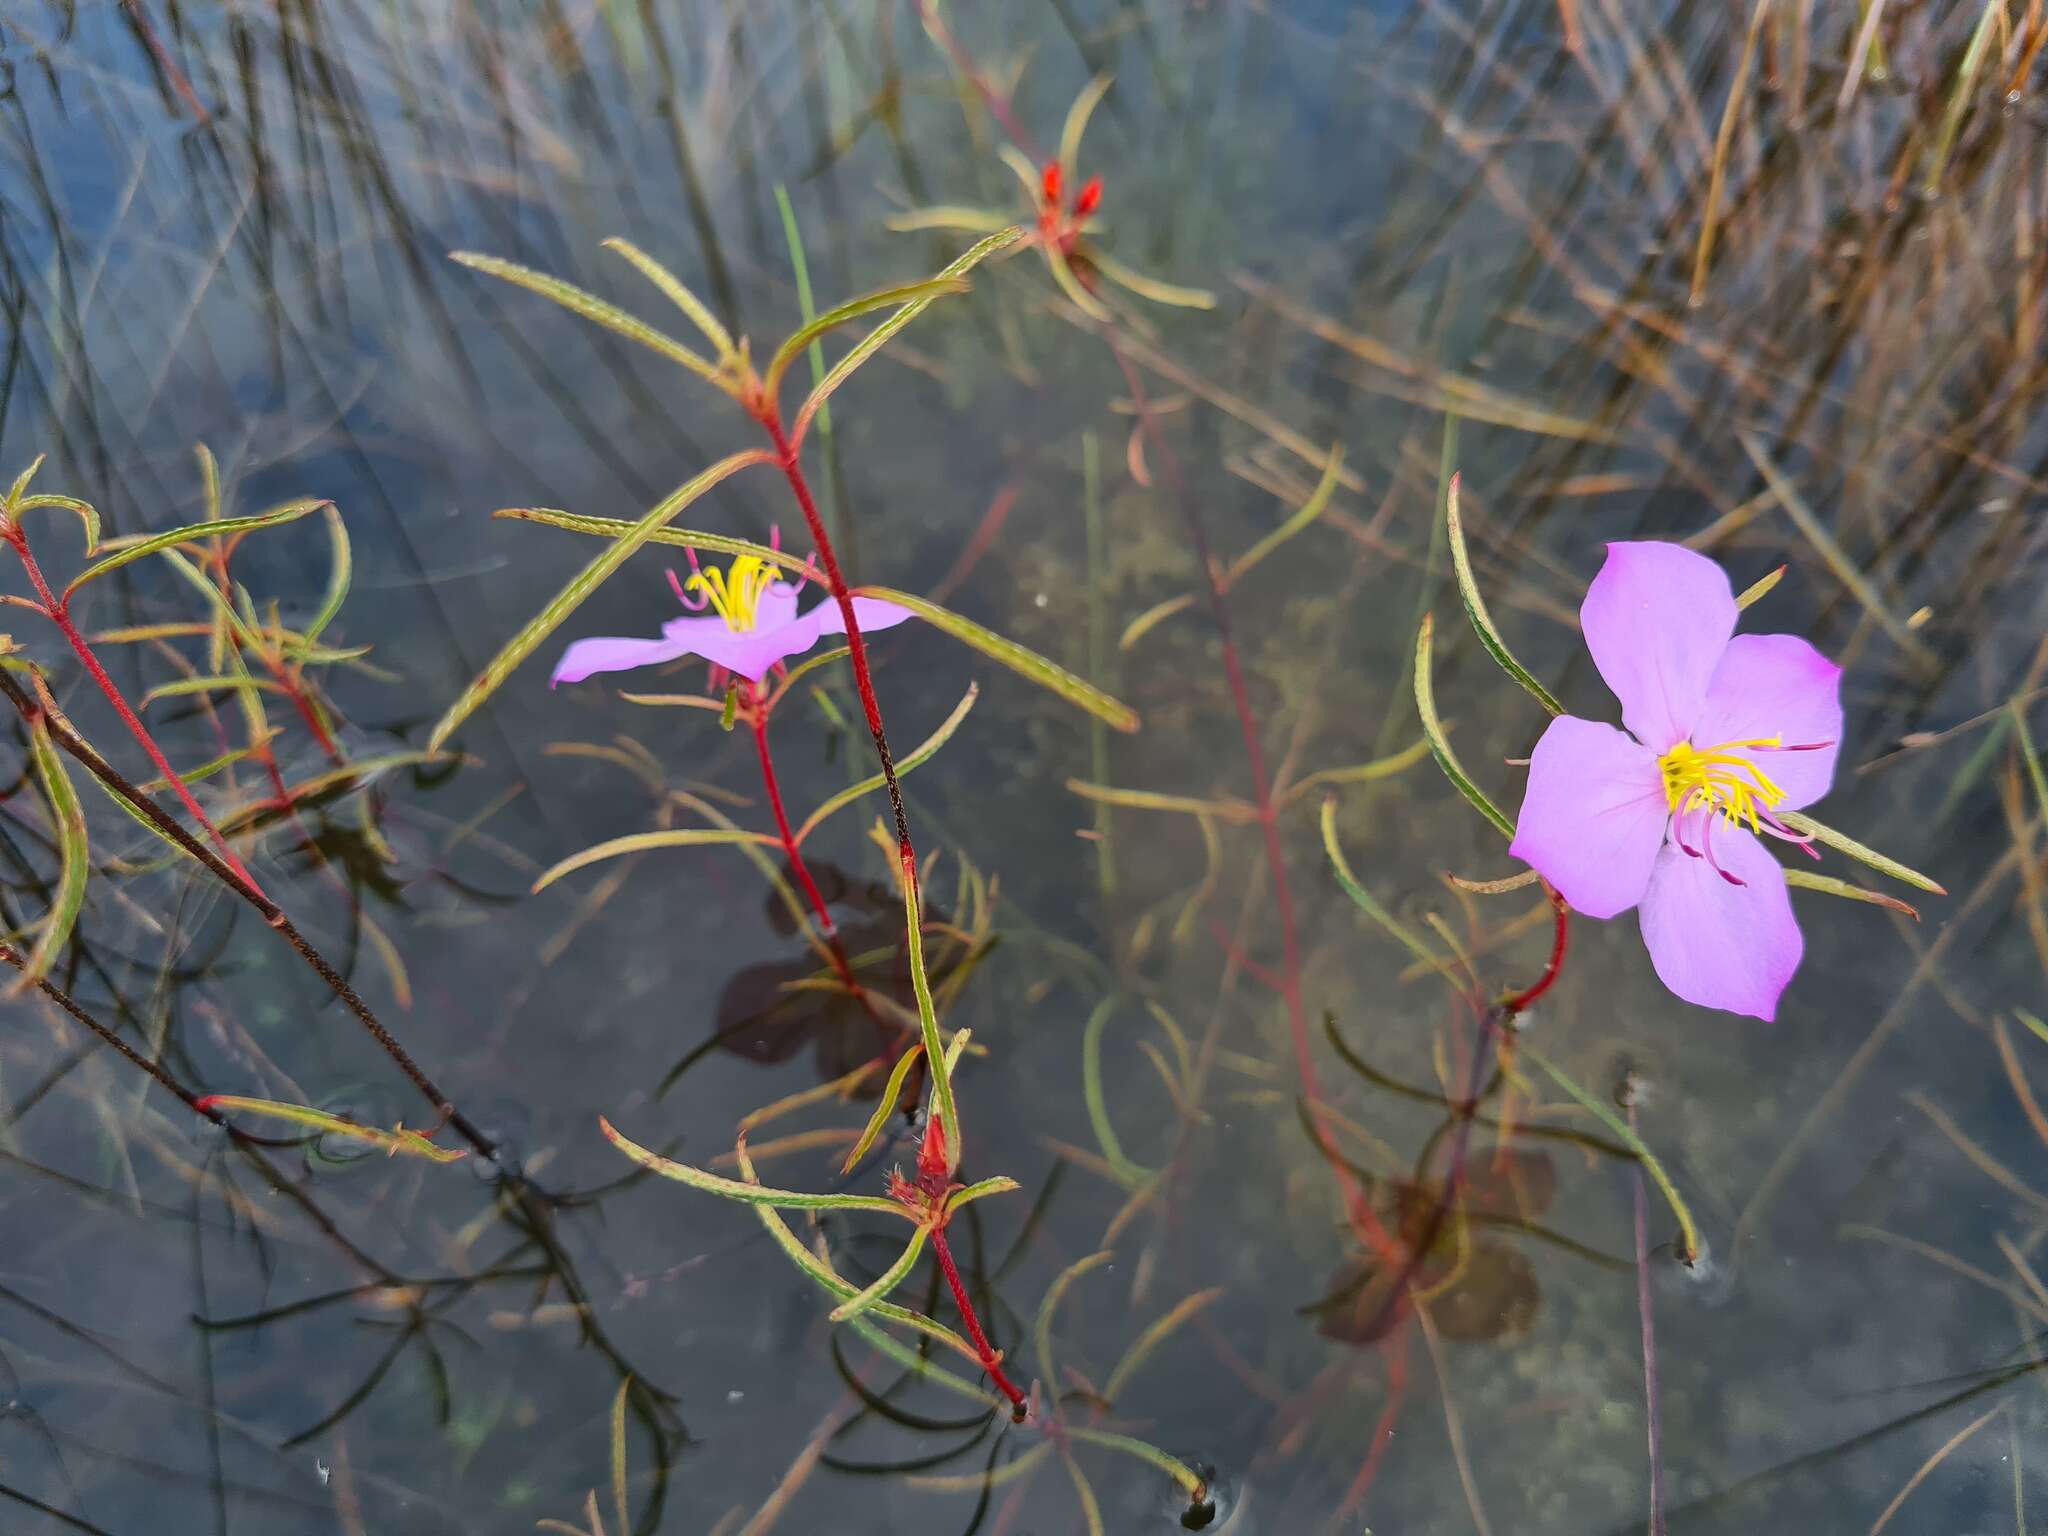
[
  {"xmin": 1692, "ymin": 0, "xmax": 1774, "ymax": 304},
  {"xmin": 1866, "ymin": 1404, "xmax": 2002, "ymax": 1535}
]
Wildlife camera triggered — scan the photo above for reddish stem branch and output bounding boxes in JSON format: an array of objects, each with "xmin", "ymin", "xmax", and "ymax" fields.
[
  {"xmin": 930, "ymin": 1221, "xmax": 1029, "ymax": 1415},
  {"xmin": 5, "ymin": 529, "xmax": 266, "ymax": 899}
]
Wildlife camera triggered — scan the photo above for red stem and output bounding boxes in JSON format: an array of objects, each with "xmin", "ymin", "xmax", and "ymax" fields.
[
  {"xmin": 1504, "ymin": 887, "xmax": 1570, "ymax": 1014},
  {"xmin": 1105, "ymin": 336, "xmax": 1399, "ymax": 1263},
  {"xmin": 7, "ymin": 529, "xmax": 266, "ymax": 899},
  {"xmin": 745, "ymin": 679, "xmax": 899, "ymax": 1052},
  {"xmin": 930, "ymin": 1221, "xmax": 1029, "ymax": 1414}
]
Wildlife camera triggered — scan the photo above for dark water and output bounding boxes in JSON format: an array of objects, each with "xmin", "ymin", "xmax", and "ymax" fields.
[{"xmin": 4, "ymin": 3, "xmax": 2047, "ymax": 1531}]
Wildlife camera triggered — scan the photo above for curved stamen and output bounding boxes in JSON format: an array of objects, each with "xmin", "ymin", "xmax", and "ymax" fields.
[
  {"xmin": 668, "ymin": 567, "xmax": 710, "ymax": 611},
  {"xmin": 1698, "ymin": 804, "xmax": 1746, "ymax": 887}
]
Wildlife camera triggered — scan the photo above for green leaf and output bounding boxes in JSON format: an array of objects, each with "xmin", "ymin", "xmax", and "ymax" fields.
[
  {"xmin": 532, "ymin": 828, "xmax": 782, "ymax": 894},
  {"xmin": 792, "ymin": 227, "xmax": 1023, "ymax": 445},
  {"xmin": 858, "ymin": 586, "xmax": 1138, "ymax": 732},
  {"xmin": 1083, "ymin": 998, "xmax": 1149, "ymax": 1188},
  {"xmin": 450, "ymin": 250, "xmax": 723, "ymax": 385},
  {"xmin": 1083, "ymin": 248, "xmax": 1216, "ymax": 311},
  {"xmin": 19, "ymin": 712, "xmax": 87, "ymax": 990},
  {"xmin": 1773, "ymin": 810, "xmax": 1945, "ymax": 894},
  {"xmin": 1783, "ymin": 868, "xmax": 1920, "ymax": 920},
  {"xmin": 196, "ymin": 1096, "xmax": 468, "ymax": 1162},
  {"xmin": 599, "ymin": 1116, "xmax": 910, "ymax": 1215},
  {"xmin": 1064, "ymin": 780, "xmax": 1259, "ymax": 823},
  {"xmin": 842, "ymin": 1043, "xmax": 926, "ymax": 1175},
  {"xmin": 1517, "ymin": 1043, "xmax": 1699, "ymax": 1266},
  {"xmin": 773, "ymin": 185, "xmax": 831, "ymax": 437},
  {"xmin": 140, "ymin": 675, "xmax": 286, "ymax": 708},
  {"xmin": 1443, "ymin": 472, "xmax": 1564, "ymax": 715},
  {"xmin": 1414, "ymin": 612, "xmax": 1515, "ymax": 838},
  {"xmin": 829, "ymin": 1227, "xmax": 929, "ymax": 1322},
  {"xmin": 5, "ymin": 454, "xmax": 47, "ymax": 508},
  {"xmin": 1059, "ymin": 74, "xmax": 1114, "ymax": 183},
  {"xmin": 64, "ymin": 501, "xmax": 326, "ymax": 599},
  {"xmin": 608, "ymin": 1376, "xmax": 631, "ymax": 1536},
  {"xmin": 796, "ymin": 684, "xmax": 977, "ymax": 844},
  {"xmin": 1280, "ymin": 737, "xmax": 1432, "ymax": 803},
  {"xmin": 1733, "ymin": 564, "xmax": 1784, "ymax": 611},
  {"xmin": 946, "ymin": 1175, "xmax": 1020, "ymax": 1214},
  {"xmin": 15, "ymin": 494, "xmax": 101, "ymax": 554},
  {"xmin": 1320, "ymin": 797, "xmax": 1448, "ymax": 973},
  {"xmin": 765, "ymin": 275, "xmax": 971, "ymax": 399},
  {"xmin": 428, "ymin": 450, "xmax": 771, "ymax": 753},
  {"xmin": 304, "ymin": 503, "xmax": 352, "ymax": 647},
  {"xmin": 1226, "ymin": 444, "xmax": 1342, "ymax": 585},
  {"xmin": 600, "ymin": 238, "xmax": 734, "ymax": 362},
  {"xmin": 492, "ymin": 508, "xmax": 813, "ymax": 573},
  {"xmin": 1118, "ymin": 593, "xmax": 1195, "ymax": 650},
  {"xmin": 902, "ymin": 876, "xmax": 960, "ymax": 1172},
  {"xmin": 885, "ymin": 206, "xmax": 1018, "ymax": 234},
  {"xmin": 1045, "ymin": 242, "xmax": 1113, "ymax": 322}
]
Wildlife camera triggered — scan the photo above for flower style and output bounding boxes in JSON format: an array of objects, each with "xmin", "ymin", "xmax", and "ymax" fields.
[
  {"xmin": 551, "ymin": 548, "xmax": 914, "ymax": 686},
  {"xmin": 1509, "ymin": 542, "xmax": 1843, "ymax": 1020}
]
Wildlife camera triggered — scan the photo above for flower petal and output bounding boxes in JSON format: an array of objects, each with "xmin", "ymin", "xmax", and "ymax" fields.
[
  {"xmin": 1689, "ymin": 633, "xmax": 1843, "ymax": 811},
  {"xmin": 1509, "ymin": 715, "xmax": 1668, "ymax": 919},
  {"xmin": 685, "ymin": 610, "xmax": 832, "ymax": 682},
  {"xmin": 814, "ymin": 595, "xmax": 917, "ymax": 637},
  {"xmin": 551, "ymin": 633, "xmax": 696, "ymax": 685},
  {"xmin": 1638, "ymin": 826, "xmax": 1801, "ymax": 1020},
  {"xmin": 1581, "ymin": 542, "xmax": 1737, "ymax": 752}
]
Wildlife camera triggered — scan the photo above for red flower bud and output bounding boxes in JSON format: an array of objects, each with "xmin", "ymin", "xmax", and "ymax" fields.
[
  {"xmin": 1040, "ymin": 161, "xmax": 1063, "ymax": 207},
  {"xmin": 1074, "ymin": 176, "xmax": 1103, "ymax": 217}
]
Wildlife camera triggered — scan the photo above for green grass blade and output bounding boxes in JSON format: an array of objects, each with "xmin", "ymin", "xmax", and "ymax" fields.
[
  {"xmin": 532, "ymin": 828, "xmax": 782, "ymax": 893},
  {"xmin": 902, "ymin": 877, "xmax": 960, "ymax": 1170},
  {"xmin": 1414, "ymin": 612, "xmax": 1515, "ymax": 838},
  {"xmin": 1082, "ymin": 998, "xmax": 1148, "ymax": 1187},
  {"xmin": 1084, "ymin": 248, "xmax": 1216, "ymax": 310},
  {"xmin": 451, "ymin": 250, "xmax": 721, "ymax": 384},
  {"xmin": 600, "ymin": 237, "xmax": 734, "ymax": 362},
  {"xmin": 773, "ymin": 185, "xmax": 831, "ymax": 437},
  {"xmin": 429, "ymin": 451, "xmax": 770, "ymax": 752},
  {"xmin": 492, "ymin": 508, "xmax": 811, "ymax": 572},
  {"xmin": 64, "ymin": 501, "xmax": 326, "ymax": 599},
  {"xmin": 1443, "ymin": 472, "xmax": 1563, "ymax": 715},
  {"xmin": 609, "ymin": 1376, "xmax": 631, "ymax": 1536},
  {"xmin": 829, "ymin": 1227, "xmax": 929, "ymax": 1322},
  {"xmin": 858, "ymin": 586, "xmax": 1138, "ymax": 731},
  {"xmin": 764, "ymin": 275, "xmax": 971, "ymax": 398},
  {"xmin": 1773, "ymin": 810, "xmax": 1945, "ymax": 894},
  {"xmin": 792, "ymin": 227, "xmax": 1022, "ymax": 445},
  {"xmin": 1118, "ymin": 593, "xmax": 1195, "ymax": 650},
  {"xmin": 795, "ymin": 684, "xmax": 978, "ymax": 844},
  {"xmin": 20, "ymin": 712, "xmax": 87, "ymax": 989},
  {"xmin": 1034, "ymin": 1250, "xmax": 1113, "ymax": 1389},
  {"xmin": 599, "ymin": 1117, "xmax": 909, "ymax": 1215}
]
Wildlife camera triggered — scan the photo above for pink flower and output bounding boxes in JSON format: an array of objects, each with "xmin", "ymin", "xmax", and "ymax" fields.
[
  {"xmin": 1509, "ymin": 542, "xmax": 1842, "ymax": 1021},
  {"xmin": 552, "ymin": 550, "xmax": 914, "ymax": 686}
]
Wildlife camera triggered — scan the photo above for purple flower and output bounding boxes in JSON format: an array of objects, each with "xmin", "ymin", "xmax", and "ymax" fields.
[
  {"xmin": 1509, "ymin": 542, "xmax": 1842, "ymax": 1021},
  {"xmin": 552, "ymin": 550, "xmax": 914, "ymax": 686}
]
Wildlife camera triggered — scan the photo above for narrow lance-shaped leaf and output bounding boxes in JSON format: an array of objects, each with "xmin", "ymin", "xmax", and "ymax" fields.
[
  {"xmin": 902, "ymin": 878, "xmax": 960, "ymax": 1172},
  {"xmin": 829, "ymin": 1227, "xmax": 930, "ymax": 1323},
  {"xmin": 842, "ymin": 1043, "xmax": 927, "ymax": 1175},
  {"xmin": 1414, "ymin": 613, "xmax": 1515, "ymax": 838},
  {"xmin": 428, "ymin": 450, "xmax": 771, "ymax": 753},
  {"xmin": 195, "ymin": 1096, "xmax": 468, "ymax": 1162},
  {"xmin": 600, "ymin": 237, "xmax": 735, "ymax": 363},
  {"xmin": 15, "ymin": 493, "xmax": 101, "ymax": 554},
  {"xmin": 764, "ymin": 275, "xmax": 971, "ymax": 399},
  {"xmin": 1084, "ymin": 248, "xmax": 1217, "ymax": 311},
  {"xmin": 532, "ymin": 828, "xmax": 783, "ymax": 894},
  {"xmin": 1773, "ymin": 809, "xmax": 1945, "ymax": 894},
  {"xmin": 493, "ymin": 509, "xmax": 814, "ymax": 573},
  {"xmin": 1225, "ymin": 443, "xmax": 1343, "ymax": 585},
  {"xmin": 1444, "ymin": 472, "xmax": 1564, "ymax": 715},
  {"xmin": 1059, "ymin": 74, "xmax": 1114, "ymax": 184},
  {"xmin": 303, "ymin": 503, "xmax": 352, "ymax": 648},
  {"xmin": 773, "ymin": 185, "xmax": 831, "ymax": 436},
  {"xmin": 450, "ymin": 251, "xmax": 724, "ymax": 386},
  {"xmin": 1320, "ymin": 797, "xmax": 1448, "ymax": 973},
  {"xmin": 19, "ymin": 712, "xmax": 87, "ymax": 989},
  {"xmin": 792, "ymin": 227, "xmax": 1023, "ymax": 446},
  {"xmin": 1783, "ymin": 868, "xmax": 1920, "ymax": 920},
  {"xmin": 5, "ymin": 453, "xmax": 47, "ymax": 508},
  {"xmin": 65, "ymin": 501, "xmax": 327, "ymax": 599},
  {"xmin": 796, "ymin": 685, "xmax": 978, "ymax": 844},
  {"xmin": 945, "ymin": 1175, "xmax": 1020, "ymax": 1215},
  {"xmin": 859, "ymin": 586, "xmax": 1138, "ymax": 732},
  {"xmin": 599, "ymin": 1117, "xmax": 911, "ymax": 1215}
]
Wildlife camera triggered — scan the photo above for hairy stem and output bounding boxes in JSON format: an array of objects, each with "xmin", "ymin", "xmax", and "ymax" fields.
[
  {"xmin": 930, "ymin": 1221, "xmax": 1029, "ymax": 1414},
  {"xmin": 6, "ymin": 529, "xmax": 266, "ymax": 898}
]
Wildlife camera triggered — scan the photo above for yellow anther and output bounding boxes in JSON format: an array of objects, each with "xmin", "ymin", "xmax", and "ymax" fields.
[
  {"xmin": 685, "ymin": 556, "xmax": 781, "ymax": 632},
  {"xmin": 1658, "ymin": 736, "xmax": 1786, "ymax": 833}
]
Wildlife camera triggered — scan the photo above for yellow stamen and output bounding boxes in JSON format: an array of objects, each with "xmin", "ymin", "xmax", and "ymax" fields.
[
  {"xmin": 685, "ymin": 556, "xmax": 781, "ymax": 632},
  {"xmin": 1657, "ymin": 736, "xmax": 1786, "ymax": 833}
]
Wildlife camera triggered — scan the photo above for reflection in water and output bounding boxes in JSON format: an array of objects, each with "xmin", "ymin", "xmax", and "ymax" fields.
[{"xmin": 2, "ymin": 0, "xmax": 2046, "ymax": 1531}]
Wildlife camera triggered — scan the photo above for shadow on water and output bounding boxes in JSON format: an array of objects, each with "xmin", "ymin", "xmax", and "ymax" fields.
[{"xmin": 2, "ymin": 0, "xmax": 2047, "ymax": 1530}]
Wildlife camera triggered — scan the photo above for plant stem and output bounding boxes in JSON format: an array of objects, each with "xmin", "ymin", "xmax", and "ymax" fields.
[
  {"xmin": 5, "ymin": 529, "xmax": 266, "ymax": 899},
  {"xmin": 930, "ymin": 1221, "xmax": 1029, "ymax": 1415},
  {"xmin": 745, "ymin": 678, "xmax": 898, "ymax": 1051},
  {"xmin": 0, "ymin": 667, "xmax": 494, "ymax": 1159},
  {"xmin": 759, "ymin": 411, "xmax": 918, "ymax": 887},
  {"xmin": 1630, "ymin": 1101, "xmax": 1669, "ymax": 1536}
]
